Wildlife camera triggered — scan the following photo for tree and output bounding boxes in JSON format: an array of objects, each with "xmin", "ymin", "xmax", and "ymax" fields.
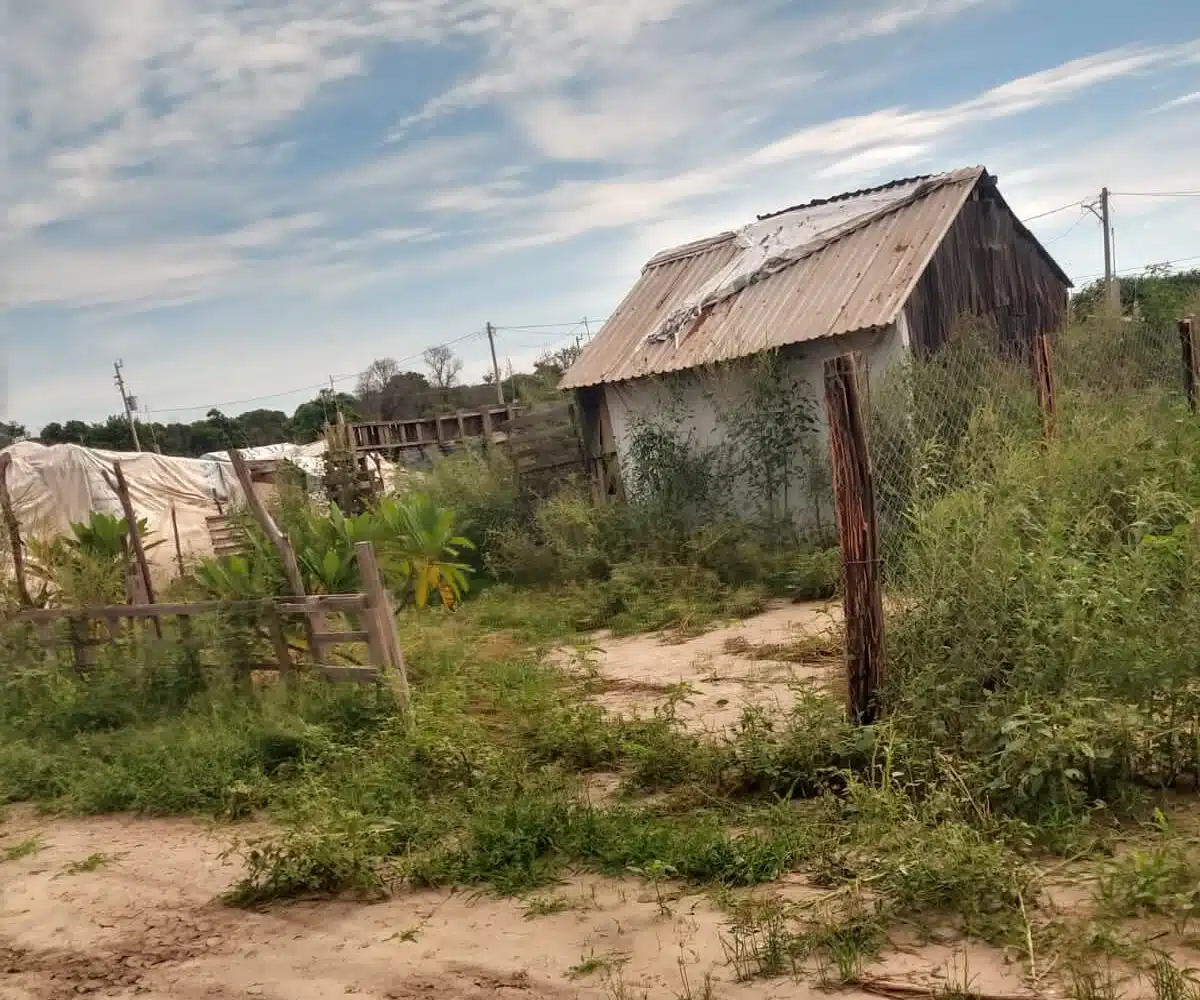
[
  {"xmin": 379, "ymin": 370, "xmax": 432, "ymax": 421},
  {"xmin": 423, "ymin": 345, "xmax": 463, "ymax": 390},
  {"xmin": 0, "ymin": 422, "xmax": 27, "ymax": 447},
  {"xmin": 291, "ymin": 390, "xmax": 361, "ymax": 443},
  {"xmin": 235, "ymin": 408, "xmax": 292, "ymax": 447},
  {"xmin": 356, "ymin": 357, "xmax": 401, "ymax": 399}
]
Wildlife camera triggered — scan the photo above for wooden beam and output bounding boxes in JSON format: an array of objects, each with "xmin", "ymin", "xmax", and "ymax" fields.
[
  {"xmin": 228, "ymin": 447, "xmax": 307, "ymax": 598},
  {"xmin": 1032, "ymin": 332, "xmax": 1057, "ymax": 439},
  {"xmin": 0, "ymin": 452, "xmax": 33, "ymax": 608},
  {"xmin": 105, "ymin": 460, "xmax": 162, "ymax": 638},
  {"xmin": 354, "ymin": 540, "xmax": 412, "ymax": 722},
  {"xmin": 824, "ymin": 354, "xmax": 886, "ymax": 726}
]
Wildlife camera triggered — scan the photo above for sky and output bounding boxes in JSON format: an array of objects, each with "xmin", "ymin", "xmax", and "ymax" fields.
[{"xmin": 5, "ymin": 0, "xmax": 1200, "ymax": 432}]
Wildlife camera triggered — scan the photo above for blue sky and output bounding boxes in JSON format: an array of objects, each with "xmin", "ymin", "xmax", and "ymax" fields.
[{"xmin": 7, "ymin": 0, "xmax": 1200, "ymax": 430}]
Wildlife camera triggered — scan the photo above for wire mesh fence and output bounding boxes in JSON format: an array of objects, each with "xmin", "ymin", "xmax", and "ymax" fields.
[{"xmin": 865, "ymin": 313, "xmax": 1195, "ymax": 587}]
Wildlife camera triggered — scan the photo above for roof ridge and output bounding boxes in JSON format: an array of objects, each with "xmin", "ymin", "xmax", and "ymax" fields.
[{"xmin": 755, "ymin": 172, "xmax": 937, "ymax": 221}]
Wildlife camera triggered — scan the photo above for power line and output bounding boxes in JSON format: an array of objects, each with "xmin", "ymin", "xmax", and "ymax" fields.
[
  {"xmin": 1021, "ymin": 199, "xmax": 1087, "ymax": 223},
  {"xmin": 1110, "ymin": 190, "xmax": 1200, "ymax": 198},
  {"xmin": 492, "ymin": 317, "xmax": 608, "ymax": 332},
  {"xmin": 123, "ymin": 326, "xmax": 537, "ymax": 419},
  {"xmin": 1041, "ymin": 211, "xmax": 1090, "ymax": 247},
  {"xmin": 1072, "ymin": 253, "xmax": 1200, "ymax": 283}
]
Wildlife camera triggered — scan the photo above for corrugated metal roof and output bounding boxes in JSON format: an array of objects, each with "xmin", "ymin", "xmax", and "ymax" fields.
[{"xmin": 562, "ymin": 166, "xmax": 994, "ymax": 389}]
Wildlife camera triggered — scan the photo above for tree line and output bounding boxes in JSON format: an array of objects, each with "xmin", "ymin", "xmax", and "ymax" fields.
[{"xmin": 3, "ymin": 344, "xmax": 583, "ymax": 457}]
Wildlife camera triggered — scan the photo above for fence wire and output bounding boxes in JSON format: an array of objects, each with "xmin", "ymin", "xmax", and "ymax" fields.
[{"xmin": 865, "ymin": 315, "xmax": 1191, "ymax": 585}]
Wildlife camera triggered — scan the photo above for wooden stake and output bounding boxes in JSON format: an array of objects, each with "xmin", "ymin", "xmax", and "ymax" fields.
[
  {"xmin": 105, "ymin": 460, "xmax": 162, "ymax": 638},
  {"xmin": 0, "ymin": 452, "xmax": 33, "ymax": 608},
  {"xmin": 354, "ymin": 541, "xmax": 412, "ymax": 723},
  {"xmin": 170, "ymin": 503, "xmax": 187, "ymax": 579},
  {"xmin": 1180, "ymin": 317, "xmax": 1197, "ymax": 414},
  {"xmin": 824, "ymin": 354, "xmax": 886, "ymax": 726},
  {"xmin": 1032, "ymin": 332, "xmax": 1057, "ymax": 439}
]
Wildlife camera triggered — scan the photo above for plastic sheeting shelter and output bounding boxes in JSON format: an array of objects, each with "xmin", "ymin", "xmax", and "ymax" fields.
[{"xmin": 2, "ymin": 441, "xmax": 243, "ymax": 575}]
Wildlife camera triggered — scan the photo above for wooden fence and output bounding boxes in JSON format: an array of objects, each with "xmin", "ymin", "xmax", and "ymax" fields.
[
  {"xmin": 12, "ymin": 542, "xmax": 411, "ymax": 708},
  {"xmin": 349, "ymin": 405, "xmax": 517, "ymax": 461},
  {"xmin": 505, "ymin": 402, "xmax": 587, "ymax": 495}
]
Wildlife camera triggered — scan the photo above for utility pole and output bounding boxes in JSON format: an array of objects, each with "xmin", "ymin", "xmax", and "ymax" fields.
[
  {"xmin": 113, "ymin": 360, "xmax": 142, "ymax": 452},
  {"xmin": 582, "ymin": 317, "xmax": 592, "ymax": 342},
  {"xmin": 1101, "ymin": 187, "xmax": 1117, "ymax": 309},
  {"xmin": 1083, "ymin": 188, "xmax": 1120, "ymax": 312},
  {"xmin": 486, "ymin": 322, "xmax": 504, "ymax": 405}
]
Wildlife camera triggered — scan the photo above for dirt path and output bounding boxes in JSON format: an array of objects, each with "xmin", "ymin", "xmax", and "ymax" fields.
[
  {"xmin": 554, "ymin": 602, "xmax": 845, "ymax": 731},
  {"xmin": 0, "ymin": 808, "xmax": 1030, "ymax": 1000}
]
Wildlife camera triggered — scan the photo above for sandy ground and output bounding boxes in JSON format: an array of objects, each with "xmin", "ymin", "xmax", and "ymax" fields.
[
  {"xmin": 0, "ymin": 809, "xmax": 1029, "ymax": 1000},
  {"xmin": 553, "ymin": 602, "xmax": 845, "ymax": 731}
]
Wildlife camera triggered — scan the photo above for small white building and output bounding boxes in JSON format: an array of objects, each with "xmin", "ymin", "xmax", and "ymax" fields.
[{"xmin": 560, "ymin": 166, "xmax": 1071, "ymax": 526}]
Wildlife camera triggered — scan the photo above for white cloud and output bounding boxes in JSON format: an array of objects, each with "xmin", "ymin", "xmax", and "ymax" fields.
[{"xmin": 1153, "ymin": 90, "xmax": 1200, "ymax": 112}]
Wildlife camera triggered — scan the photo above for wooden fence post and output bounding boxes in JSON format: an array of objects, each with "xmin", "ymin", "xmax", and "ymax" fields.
[
  {"xmin": 354, "ymin": 541, "xmax": 412, "ymax": 724},
  {"xmin": 1180, "ymin": 317, "xmax": 1197, "ymax": 414},
  {"xmin": 1032, "ymin": 332, "xmax": 1057, "ymax": 439},
  {"xmin": 105, "ymin": 461, "xmax": 162, "ymax": 639},
  {"xmin": 0, "ymin": 453, "xmax": 33, "ymax": 608},
  {"xmin": 170, "ymin": 503, "xmax": 187, "ymax": 579},
  {"xmin": 823, "ymin": 354, "xmax": 886, "ymax": 726}
]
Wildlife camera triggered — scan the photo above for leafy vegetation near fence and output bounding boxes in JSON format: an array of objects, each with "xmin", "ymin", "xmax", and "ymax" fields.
[{"xmin": 2, "ymin": 310, "xmax": 1199, "ymax": 995}]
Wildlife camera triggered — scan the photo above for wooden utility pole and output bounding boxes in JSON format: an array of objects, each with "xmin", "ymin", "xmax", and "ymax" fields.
[
  {"xmin": 486, "ymin": 322, "xmax": 505, "ymax": 405},
  {"xmin": 0, "ymin": 452, "xmax": 33, "ymax": 607},
  {"xmin": 1181, "ymin": 317, "xmax": 1198, "ymax": 414},
  {"xmin": 1099, "ymin": 186, "xmax": 1118, "ymax": 309},
  {"xmin": 823, "ymin": 354, "xmax": 885, "ymax": 725},
  {"xmin": 113, "ymin": 361, "xmax": 142, "ymax": 452}
]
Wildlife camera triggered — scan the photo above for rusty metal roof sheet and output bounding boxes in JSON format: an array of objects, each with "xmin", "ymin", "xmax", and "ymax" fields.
[{"xmin": 562, "ymin": 166, "xmax": 1035, "ymax": 389}]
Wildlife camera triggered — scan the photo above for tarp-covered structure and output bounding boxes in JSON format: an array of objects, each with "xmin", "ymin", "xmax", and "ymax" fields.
[{"xmin": 2, "ymin": 441, "xmax": 242, "ymax": 574}]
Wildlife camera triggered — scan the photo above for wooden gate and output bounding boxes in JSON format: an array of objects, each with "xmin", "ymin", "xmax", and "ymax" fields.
[{"xmin": 504, "ymin": 402, "xmax": 587, "ymax": 495}]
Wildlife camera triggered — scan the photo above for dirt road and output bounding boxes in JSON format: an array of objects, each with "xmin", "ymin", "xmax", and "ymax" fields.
[{"xmin": 0, "ymin": 808, "xmax": 1029, "ymax": 1000}]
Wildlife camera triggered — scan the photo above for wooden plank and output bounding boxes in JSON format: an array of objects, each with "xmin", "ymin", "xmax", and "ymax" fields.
[
  {"xmin": 105, "ymin": 460, "xmax": 163, "ymax": 639},
  {"xmin": 824, "ymin": 354, "xmax": 885, "ymax": 726},
  {"xmin": 354, "ymin": 541, "xmax": 412, "ymax": 722},
  {"xmin": 310, "ymin": 630, "xmax": 371, "ymax": 646},
  {"xmin": 229, "ymin": 447, "xmax": 308, "ymax": 599},
  {"xmin": 15, "ymin": 594, "xmax": 369, "ymax": 624},
  {"xmin": 318, "ymin": 665, "xmax": 379, "ymax": 684}
]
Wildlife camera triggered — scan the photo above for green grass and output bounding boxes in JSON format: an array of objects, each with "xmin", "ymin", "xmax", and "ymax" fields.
[{"xmin": 2, "ymin": 837, "xmax": 42, "ymax": 862}]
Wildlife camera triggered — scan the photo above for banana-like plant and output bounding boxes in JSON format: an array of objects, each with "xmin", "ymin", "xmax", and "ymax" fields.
[{"xmin": 376, "ymin": 494, "xmax": 474, "ymax": 609}]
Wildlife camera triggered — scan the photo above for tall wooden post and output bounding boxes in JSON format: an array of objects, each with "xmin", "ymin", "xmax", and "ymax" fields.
[
  {"xmin": 1180, "ymin": 317, "xmax": 1197, "ymax": 414},
  {"xmin": 0, "ymin": 453, "xmax": 33, "ymax": 608},
  {"xmin": 1032, "ymin": 332, "xmax": 1057, "ymax": 439},
  {"xmin": 105, "ymin": 461, "xmax": 162, "ymax": 638},
  {"xmin": 823, "ymin": 354, "xmax": 886, "ymax": 726}
]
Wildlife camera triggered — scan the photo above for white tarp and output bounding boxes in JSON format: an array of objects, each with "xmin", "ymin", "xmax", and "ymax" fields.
[
  {"xmin": 200, "ymin": 441, "xmax": 328, "ymax": 481},
  {"xmin": 2, "ymin": 441, "xmax": 242, "ymax": 574},
  {"xmin": 648, "ymin": 178, "xmax": 931, "ymax": 347}
]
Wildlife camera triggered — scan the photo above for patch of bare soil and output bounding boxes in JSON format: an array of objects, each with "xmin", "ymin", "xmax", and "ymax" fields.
[
  {"xmin": 554, "ymin": 602, "xmax": 844, "ymax": 732},
  {"xmin": 1, "ymin": 810, "xmax": 1028, "ymax": 1000}
]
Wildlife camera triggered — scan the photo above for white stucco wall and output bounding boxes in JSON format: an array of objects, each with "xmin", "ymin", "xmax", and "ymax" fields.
[{"xmin": 602, "ymin": 322, "xmax": 908, "ymax": 533}]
